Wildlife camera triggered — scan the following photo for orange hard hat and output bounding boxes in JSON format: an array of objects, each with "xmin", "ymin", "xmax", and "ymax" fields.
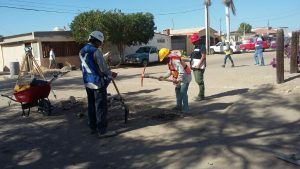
[{"xmin": 190, "ymin": 33, "xmax": 200, "ymax": 43}]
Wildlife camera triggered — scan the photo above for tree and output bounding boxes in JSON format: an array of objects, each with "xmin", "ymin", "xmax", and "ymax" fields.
[
  {"xmin": 70, "ymin": 10, "xmax": 155, "ymax": 61},
  {"xmin": 70, "ymin": 10, "xmax": 105, "ymax": 44},
  {"xmin": 237, "ymin": 23, "xmax": 252, "ymax": 36}
]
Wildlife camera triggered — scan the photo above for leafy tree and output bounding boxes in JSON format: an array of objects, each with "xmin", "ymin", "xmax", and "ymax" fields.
[
  {"xmin": 69, "ymin": 10, "xmax": 105, "ymax": 44},
  {"xmin": 70, "ymin": 10, "xmax": 155, "ymax": 60},
  {"xmin": 237, "ymin": 22, "xmax": 252, "ymax": 36}
]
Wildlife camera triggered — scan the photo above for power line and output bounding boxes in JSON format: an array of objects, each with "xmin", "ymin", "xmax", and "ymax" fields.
[
  {"xmin": 0, "ymin": 4, "xmax": 204, "ymax": 17},
  {"xmin": 4, "ymin": 0, "xmax": 203, "ymax": 14},
  {"xmin": 6, "ymin": 0, "xmax": 93, "ymax": 10},
  {"xmin": 2, "ymin": 2, "xmax": 81, "ymax": 13},
  {"xmin": 156, "ymin": 8, "xmax": 204, "ymax": 16},
  {"xmin": 0, "ymin": 5, "xmax": 77, "ymax": 14}
]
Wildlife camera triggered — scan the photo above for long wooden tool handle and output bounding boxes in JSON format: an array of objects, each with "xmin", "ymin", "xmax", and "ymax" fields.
[
  {"xmin": 111, "ymin": 78, "xmax": 125, "ymax": 104},
  {"xmin": 144, "ymin": 75, "xmax": 173, "ymax": 82}
]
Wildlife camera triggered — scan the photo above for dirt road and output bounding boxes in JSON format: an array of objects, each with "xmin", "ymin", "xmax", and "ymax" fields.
[{"xmin": 0, "ymin": 51, "xmax": 299, "ymax": 169}]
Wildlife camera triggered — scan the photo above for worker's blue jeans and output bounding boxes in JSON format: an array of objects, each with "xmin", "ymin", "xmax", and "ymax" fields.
[
  {"xmin": 254, "ymin": 47, "xmax": 264, "ymax": 65},
  {"xmin": 175, "ymin": 82, "xmax": 190, "ymax": 113},
  {"xmin": 224, "ymin": 55, "xmax": 234, "ymax": 65},
  {"xmin": 253, "ymin": 50, "xmax": 260, "ymax": 65},
  {"xmin": 86, "ymin": 87, "xmax": 108, "ymax": 134},
  {"xmin": 257, "ymin": 49, "xmax": 265, "ymax": 66}
]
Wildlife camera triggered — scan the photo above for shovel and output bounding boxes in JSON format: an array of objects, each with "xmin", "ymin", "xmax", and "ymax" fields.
[
  {"xmin": 104, "ymin": 52, "xmax": 129, "ymax": 123},
  {"xmin": 111, "ymin": 78, "xmax": 129, "ymax": 123}
]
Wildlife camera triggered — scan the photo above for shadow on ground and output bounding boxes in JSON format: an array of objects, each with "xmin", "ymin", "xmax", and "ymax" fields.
[{"xmin": 1, "ymin": 85, "xmax": 300, "ymax": 169}]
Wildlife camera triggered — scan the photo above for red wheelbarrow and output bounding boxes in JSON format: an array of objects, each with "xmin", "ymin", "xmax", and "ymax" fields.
[{"xmin": 1, "ymin": 82, "xmax": 53, "ymax": 116}]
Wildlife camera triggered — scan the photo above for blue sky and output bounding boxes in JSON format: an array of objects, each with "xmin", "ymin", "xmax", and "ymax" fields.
[{"xmin": 1, "ymin": 0, "xmax": 300, "ymax": 36}]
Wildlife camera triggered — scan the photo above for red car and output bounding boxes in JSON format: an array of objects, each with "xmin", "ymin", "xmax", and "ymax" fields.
[{"xmin": 240, "ymin": 38, "xmax": 269, "ymax": 52}]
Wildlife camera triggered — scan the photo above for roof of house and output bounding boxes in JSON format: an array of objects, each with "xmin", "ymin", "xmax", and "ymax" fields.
[
  {"xmin": 0, "ymin": 31, "xmax": 73, "ymax": 45},
  {"xmin": 167, "ymin": 27, "xmax": 218, "ymax": 36},
  {"xmin": 251, "ymin": 27, "xmax": 278, "ymax": 35}
]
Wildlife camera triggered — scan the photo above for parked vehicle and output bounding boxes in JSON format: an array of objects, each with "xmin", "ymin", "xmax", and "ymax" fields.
[
  {"xmin": 124, "ymin": 46, "xmax": 159, "ymax": 66},
  {"xmin": 240, "ymin": 37, "xmax": 269, "ymax": 52},
  {"xmin": 209, "ymin": 41, "xmax": 241, "ymax": 54}
]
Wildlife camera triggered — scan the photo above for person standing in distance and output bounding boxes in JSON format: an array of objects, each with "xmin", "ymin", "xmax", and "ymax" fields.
[
  {"xmin": 49, "ymin": 48, "xmax": 57, "ymax": 69},
  {"xmin": 190, "ymin": 33, "xmax": 206, "ymax": 101},
  {"xmin": 222, "ymin": 41, "xmax": 235, "ymax": 68},
  {"xmin": 255, "ymin": 37, "xmax": 265, "ymax": 66},
  {"xmin": 79, "ymin": 31, "xmax": 117, "ymax": 138}
]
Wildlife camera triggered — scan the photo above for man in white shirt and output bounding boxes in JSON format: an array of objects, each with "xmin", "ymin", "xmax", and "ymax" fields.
[{"xmin": 49, "ymin": 48, "xmax": 57, "ymax": 69}]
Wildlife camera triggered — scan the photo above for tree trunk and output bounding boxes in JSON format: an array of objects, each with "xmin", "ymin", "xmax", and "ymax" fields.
[
  {"xmin": 225, "ymin": 6, "xmax": 230, "ymax": 42},
  {"xmin": 276, "ymin": 29, "xmax": 284, "ymax": 84},
  {"xmin": 117, "ymin": 43, "xmax": 125, "ymax": 64},
  {"xmin": 205, "ymin": 5, "xmax": 210, "ymax": 55},
  {"xmin": 290, "ymin": 31, "xmax": 299, "ymax": 73}
]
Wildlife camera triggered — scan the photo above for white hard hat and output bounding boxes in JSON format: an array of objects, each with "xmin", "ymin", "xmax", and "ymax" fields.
[
  {"xmin": 257, "ymin": 37, "xmax": 262, "ymax": 41},
  {"xmin": 88, "ymin": 31, "xmax": 104, "ymax": 43}
]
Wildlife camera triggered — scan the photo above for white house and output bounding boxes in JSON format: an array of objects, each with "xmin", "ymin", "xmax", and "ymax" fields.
[{"xmin": 0, "ymin": 31, "xmax": 80, "ymax": 71}]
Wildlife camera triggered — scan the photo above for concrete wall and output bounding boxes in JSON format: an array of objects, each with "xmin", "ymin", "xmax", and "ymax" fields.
[{"xmin": 0, "ymin": 44, "xmax": 25, "ymax": 71}]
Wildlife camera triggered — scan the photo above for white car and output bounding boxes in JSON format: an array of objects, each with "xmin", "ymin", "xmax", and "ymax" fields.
[{"xmin": 209, "ymin": 41, "xmax": 241, "ymax": 54}]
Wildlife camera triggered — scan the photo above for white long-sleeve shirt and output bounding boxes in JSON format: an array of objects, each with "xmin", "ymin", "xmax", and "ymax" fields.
[
  {"xmin": 163, "ymin": 59, "xmax": 192, "ymax": 84},
  {"xmin": 49, "ymin": 50, "xmax": 55, "ymax": 60}
]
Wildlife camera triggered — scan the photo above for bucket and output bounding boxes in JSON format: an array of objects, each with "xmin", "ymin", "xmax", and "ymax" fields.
[{"xmin": 9, "ymin": 62, "xmax": 20, "ymax": 76}]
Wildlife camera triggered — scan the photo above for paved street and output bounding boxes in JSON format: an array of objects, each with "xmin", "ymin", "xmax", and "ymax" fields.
[{"xmin": 0, "ymin": 51, "xmax": 300, "ymax": 169}]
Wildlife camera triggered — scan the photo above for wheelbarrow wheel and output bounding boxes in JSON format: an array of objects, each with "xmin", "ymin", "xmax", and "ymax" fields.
[{"xmin": 38, "ymin": 98, "xmax": 52, "ymax": 116}]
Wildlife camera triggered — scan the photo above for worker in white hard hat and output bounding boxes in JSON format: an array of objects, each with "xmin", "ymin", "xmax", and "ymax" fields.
[{"xmin": 79, "ymin": 31, "xmax": 117, "ymax": 138}]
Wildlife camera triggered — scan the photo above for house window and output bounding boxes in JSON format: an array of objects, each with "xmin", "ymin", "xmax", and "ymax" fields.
[
  {"xmin": 157, "ymin": 38, "xmax": 165, "ymax": 43},
  {"xmin": 42, "ymin": 42, "xmax": 82, "ymax": 58}
]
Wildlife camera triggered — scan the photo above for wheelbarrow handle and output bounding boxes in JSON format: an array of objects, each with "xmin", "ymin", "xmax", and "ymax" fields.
[{"xmin": 0, "ymin": 94, "xmax": 17, "ymax": 102}]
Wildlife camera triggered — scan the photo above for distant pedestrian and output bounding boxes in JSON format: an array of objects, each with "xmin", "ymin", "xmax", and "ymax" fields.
[
  {"xmin": 49, "ymin": 48, "xmax": 57, "ymax": 69},
  {"xmin": 222, "ymin": 41, "xmax": 235, "ymax": 68},
  {"xmin": 189, "ymin": 33, "xmax": 206, "ymax": 101},
  {"xmin": 253, "ymin": 37, "xmax": 265, "ymax": 66}
]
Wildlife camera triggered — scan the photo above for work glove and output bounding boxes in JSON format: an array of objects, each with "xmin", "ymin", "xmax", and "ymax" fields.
[
  {"xmin": 158, "ymin": 76, "xmax": 165, "ymax": 81},
  {"xmin": 112, "ymin": 71, "xmax": 118, "ymax": 78}
]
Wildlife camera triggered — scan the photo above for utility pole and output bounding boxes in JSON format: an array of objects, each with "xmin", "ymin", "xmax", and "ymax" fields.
[
  {"xmin": 267, "ymin": 19, "xmax": 269, "ymax": 35},
  {"xmin": 243, "ymin": 24, "xmax": 245, "ymax": 38},
  {"xmin": 172, "ymin": 18, "xmax": 174, "ymax": 29},
  {"xmin": 225, "ymin": 6, "xmax": 230, "ymax": 42},
  {"xmin": 205, "ymin": 4, "xmax": 210, "ymax": 54},
  {"xmin": 219, "ymin": 18, "xmax": 222, "ymax": 39}
]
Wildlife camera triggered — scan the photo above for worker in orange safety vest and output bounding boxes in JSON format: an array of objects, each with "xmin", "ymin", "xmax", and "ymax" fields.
[{"xmin": 158, "ymin": 48, "xmax": 192, "ymax": 114}]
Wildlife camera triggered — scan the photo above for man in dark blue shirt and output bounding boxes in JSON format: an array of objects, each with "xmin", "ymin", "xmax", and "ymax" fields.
[{"xmin": 190, "ymin": 33, "xmax": 206, "ymax": 101}]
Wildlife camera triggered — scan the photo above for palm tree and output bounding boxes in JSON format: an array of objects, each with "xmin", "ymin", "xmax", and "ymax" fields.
[
  {"xmin": 223, "ymin": 0, "xmax": 236, "ymax": 42},
  {"xmin": 204, "ymin": 0, "xmax": 211, "ymax": 54}
]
